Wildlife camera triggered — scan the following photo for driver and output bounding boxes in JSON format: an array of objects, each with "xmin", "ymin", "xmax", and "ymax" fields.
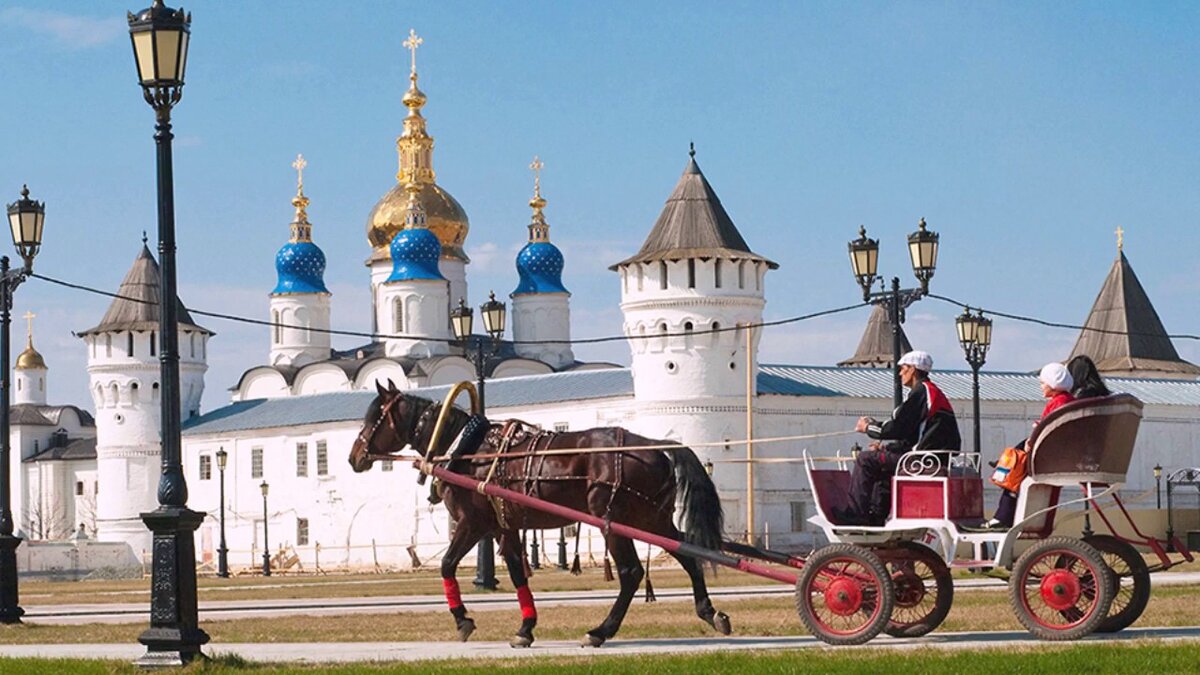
[{"xmin": 837, "ymin": 350, "xmax": 962, "ymax": 526}]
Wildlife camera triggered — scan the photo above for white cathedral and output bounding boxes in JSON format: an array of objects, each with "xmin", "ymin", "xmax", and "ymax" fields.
[{"xmin": 12, "ymin": 40, "xmax": 1200, "ymax": 572}]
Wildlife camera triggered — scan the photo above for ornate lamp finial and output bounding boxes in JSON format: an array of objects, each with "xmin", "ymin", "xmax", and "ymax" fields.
[
  {"xmin": 689, "ymin": 141, "xmax": 695, "ymax": 158},
  {"xmin": 1115, "ymin": 226, "xmax": 1124, "ymax": 252}
]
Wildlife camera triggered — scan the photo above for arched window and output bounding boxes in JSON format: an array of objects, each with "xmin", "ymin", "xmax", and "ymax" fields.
[
  {"xmin": 687, "ymin": 259, "xmax": 696, "ymax": 288},
  {"xmin": 659, "ymin": 261, "xmax": 668, "ymax": 290},
  {"xmin": 393, "ymin": 297, "xmax": 404, "ymax": 334},
  {"xmin": 714, "ymin": 259, "xmax": 723, "ymax": 288},
  {"xmin": 684, "ymin": 321, "xmax": 694, "ymax": 332},
  {"xmin": 189, "ymin": 332, "xmax": 195, "ymax": 358},
  {"xmin": 127, "ymin": 332, "xmax": 134, "ymax": 357},
  {"xmin": 636, "ymin": 265, "xmax": 644, "ymax": 291},
  {"xmin": 755, "ymin": 263, "xmax": 761, "ymax": 290},
  {"xmin": 272, "ymin": 310, "xmax": 282, "ymax": 344},
  {"xmin": 150, "ymin": 331, "xmax": 157, "ymax": 356},
  {"xmin": 105, "ymin": 334, "xmax": 112, "ymax": 358},
  {"xmin": 737, "ymin": 261, "xmax": 746, "ymax": 289}
]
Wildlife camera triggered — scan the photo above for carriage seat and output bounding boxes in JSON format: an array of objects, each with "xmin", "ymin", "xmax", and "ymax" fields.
[{"xmin": 1027, "ymin": 393, "xmax": 1143, "ymax": 487}]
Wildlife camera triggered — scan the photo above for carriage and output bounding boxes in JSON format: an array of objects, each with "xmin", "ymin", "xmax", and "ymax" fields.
[{"xmin": 351, "ymin": 384, "xmax": 1194, "ymax": 647}]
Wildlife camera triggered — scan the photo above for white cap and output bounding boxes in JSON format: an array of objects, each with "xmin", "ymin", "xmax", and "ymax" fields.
[
  {"xmin": 898, "ymin": 350, "xmax": 933, "ymax": 372},
  {"xmin": 1039, "ymin": 362, "xmax": 1074, "ymax": 392}
]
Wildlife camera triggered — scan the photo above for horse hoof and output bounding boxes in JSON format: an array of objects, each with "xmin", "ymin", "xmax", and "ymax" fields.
[
  {"xmin": 510, "ymin": 634, "xmax": 533, "ymax": 649},
  {"xmin": 581, "ymin": 633, "xmax": 606, "ymax": 648},
  {"xmin": 713, "ymin": 611, "xmax": 732, "ymax": 635},
  {"xmin": 457, "ymin": 618, "xmax": 476, "ymax": 642}
]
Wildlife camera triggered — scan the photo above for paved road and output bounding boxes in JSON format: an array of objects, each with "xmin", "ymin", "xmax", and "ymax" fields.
[
  {"xmin": 22, "ymin": 571, "xmax": 1200, "ymax": 625},
  {"xmin": 2, "ymin": 626, "xmax": 1199, "ymax": 663}
]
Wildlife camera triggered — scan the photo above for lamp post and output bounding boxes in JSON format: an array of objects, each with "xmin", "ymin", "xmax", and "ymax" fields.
[
  {"xmin": 0, "ymin": 185, "xmax": 46, "ymax": 624},
  {"xmin": 1154, "ymin": 464, "xmax": 1163, "ymax": 510},
  {"xmin": 127, "ymin": 1, "xmax": 208, "ymax": 665},
  {"xmin": 451, "ymin": 293, "xmax": 506, "ymax": 591},
  {"xmin": 955, "ymin": 309, "xmax": 992, "ymax": 455},
  {"xmin": 215, "ymin": 448, "xmax": 228, "ymax": 578},
  {"xmin": 556, "ymin": 528, "xmax": 568, "ymax": 570},
  {"xmin": 260, "ymin": 481, "xmax": 270, "ymax": 577},
  {"xmin": 848, "ymin": 220, "xmax": 940, "ymax": 406}
]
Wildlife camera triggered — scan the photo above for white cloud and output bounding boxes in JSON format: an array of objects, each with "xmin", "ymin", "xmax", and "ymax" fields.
[{"xmin": 0, "ymin": 8, "xmax": 124, "ymax": 49}]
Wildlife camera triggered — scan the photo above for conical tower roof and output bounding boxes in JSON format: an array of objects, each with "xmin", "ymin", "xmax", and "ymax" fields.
[
  {"xmin": 77, "ymin": 244, "xmax": 213, "ymax": 337},
  {"xmin": 1068, "ymin": 251, "xmax": 1199, "ymax": 378},
  {"xmin": 838, "ymin": 304, "xmax": 913, "ymax": 368},
  {"xmin": 611, "ymin": 149, "xmax": 775, "ymax": 269}
]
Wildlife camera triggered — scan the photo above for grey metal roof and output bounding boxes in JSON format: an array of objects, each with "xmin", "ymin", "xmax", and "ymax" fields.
[
  {"xmin": 11, "ymin": 406, "xmax": 53, "ymax": 426},
  {"xmin": 760, "ymin": 365, "xmax": 1200, "ymax": 406},
  {"xmin": 838, "ymin": 305, "xmax": 913, "ymax": 368},
  {"xmin": 77, "ymin": 245, "xmax": 212, "ymax": 337},
  {"xmin": 1068, "ymin": 252, "xmax": 1200, "ymax": 377},
  {"xmin": 611, "ymin": 154, "xmax": 776, "ymax": 269},
  {"xmin": 25, "ymin": 437, "xmax": 97, "ymax": 462},
  {"xmin": 184, "ymin": 368, "xmax": 635, "ymax": 436},
  {"xmin": 184, "ymin": 362, "xmax": 1200, "ymax": 438}
]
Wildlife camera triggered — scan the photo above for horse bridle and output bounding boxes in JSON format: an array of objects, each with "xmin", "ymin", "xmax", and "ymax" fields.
[{"xmin": 359, "ymin": 394, "xmax": 440, "ymax": 462}]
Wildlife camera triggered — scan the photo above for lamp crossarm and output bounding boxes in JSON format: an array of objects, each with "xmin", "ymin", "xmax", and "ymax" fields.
[{"xmin": 866, "ymin": 287, "xmax": 924, "ymax": 312}]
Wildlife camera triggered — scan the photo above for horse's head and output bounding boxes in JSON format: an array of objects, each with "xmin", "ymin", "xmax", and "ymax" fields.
[{"xmin": 349, "ymin": 379, "xmax": 414, "ymax": 473}]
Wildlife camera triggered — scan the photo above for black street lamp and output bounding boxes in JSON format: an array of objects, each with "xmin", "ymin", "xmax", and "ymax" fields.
[
  {"xmin": 215, "ymin": 448, "xmax": 229, "ymax": 578},
  {"xmin": 847, "ymin": 220, "xmax": 940, "ymax": 406},
  {"xmin": 1154, "ymin": 464, "xmax": 1163, "ymax": 510},
  {"xmin": 451, "ymin": 293, "xmax": 506, "ymax": 590},
  {"xmin": 260, "ymin": 481, "xmax": 271, "ymax": 577},
  {"xmin": 955, "ymin": 309, "xmax": 992, "ymax": 455},
  {"xmin": 127, "ymin": 1, "xmax": 208, "ymax": 666},
  {"xmin": 0, "ymin": 184, "xmax": 47, "ymax": 624}
]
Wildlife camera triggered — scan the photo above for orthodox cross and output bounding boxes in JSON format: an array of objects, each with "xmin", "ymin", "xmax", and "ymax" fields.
[
  {"xmin": 292, "ymin": 154, "xmax": 307, "ymax": 192},
  {"xmin": 23, "ymin": 311, "xmax": 34, "ymax": 341},
  {"xmin": 1115, "ymin": 226, "xmax": 1124, "ymax": 251},
  {"xmin": 529, "ymin": 155, "xmax": 544, "ymax": 197},
  {"xmin": 403, "ymin": 29, "xmax": 423, "ymax": 75}
]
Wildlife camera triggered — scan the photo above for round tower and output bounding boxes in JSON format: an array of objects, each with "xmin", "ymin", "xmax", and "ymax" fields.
[
  {"xmin": 78, "ymin": 244, "xmax": 211, "ymax": 553},
  {"xmin": 270, "ymin": 154, "xmax": 332, "ymax": 368},
  {"xmin": 367, "ymin": 30, "xmax": 468, "ymax": 331},
  {"xmin": 511, "ymin": 156, "xmax": 573, "ymax": 369},
  {"xmin": 612, "ymin": 148, "xmax": 776, "ymax": 403},
  {"xmin": 378, "ymin": 182, "xmax": 452, "ymax": 359},
  {"xmin": 14, "ymin": 311, "xmax": 47, "ymax": 406}
]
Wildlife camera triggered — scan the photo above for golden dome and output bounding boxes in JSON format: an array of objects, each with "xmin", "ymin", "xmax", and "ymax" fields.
[
  {"xmin": 368, "ymin": 182, "xmax": 469, "ymax": 263},
  {"xmin": 15, "ymin": 343, "xmax": 46, "ymax": 371},
  {"xmin": 367, "ymin": 34, "xmax": 469, "ymax": 263}
]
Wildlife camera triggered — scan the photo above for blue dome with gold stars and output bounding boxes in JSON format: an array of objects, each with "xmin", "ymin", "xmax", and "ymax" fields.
[
  {"xmin": 273, "ymin": 241, "xmax": 329, "ymax": 294},
  {"xmin": 513, "ymin": 241, "xmax": 568, "ymax": 295},
  {"xmin": 387, "ymin": 227, "xmax": 445, "ymax": 282}
]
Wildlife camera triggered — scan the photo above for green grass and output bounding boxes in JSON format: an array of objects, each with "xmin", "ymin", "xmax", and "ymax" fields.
[{"xmin": 1, "ymin": 642, "xmax": 1197, "ymax": 673}]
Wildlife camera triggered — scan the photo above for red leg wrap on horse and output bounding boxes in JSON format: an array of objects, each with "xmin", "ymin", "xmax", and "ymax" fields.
[
  {"xmin": 443, "ymin": 578, "xmax": 464, "ymax": 609},
  {"xmin": 516, "ymin": 585, "xmax": 537, "ymax": 619}
]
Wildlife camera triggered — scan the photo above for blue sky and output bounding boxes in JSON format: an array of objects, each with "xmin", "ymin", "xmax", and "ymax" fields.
[{"xmin": 1, "ymin": 1, "xmax": 1198, "ymax": 412}]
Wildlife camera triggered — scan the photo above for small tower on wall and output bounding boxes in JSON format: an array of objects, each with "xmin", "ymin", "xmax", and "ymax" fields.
[
  {"xmin": 611, "ymin": 147, "xmax": 777, "ymax": 403},
  {"xmin": 14, "ymin": 311, "xmax": 47, "ymax": 405},
  {"xmin": 510, "ymin": 156, "xmax": 574, "ymax": 369},
  {"xmin": 270, "ymin": 154, "xmax": 332, "ymax": 368},
  {"xmin": 378, "ymin": 182, "xmax": 452, "ymax": 359},
  {"xmin": 77, "ymin": 243, "xmax": 212, "ymax": 553},
  {"xmin": 367, "ymin": 30, "xmax": 470, "ymax": 329}
]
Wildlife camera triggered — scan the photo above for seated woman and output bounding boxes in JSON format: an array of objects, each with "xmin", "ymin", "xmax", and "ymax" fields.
[
  {"xmin": 985, "ymin": 362, "xmax": 1075, "ymax": 528},
  {"xmin": 1068, "ymin": 354, "xmax": 1110, "ymax": 399}
]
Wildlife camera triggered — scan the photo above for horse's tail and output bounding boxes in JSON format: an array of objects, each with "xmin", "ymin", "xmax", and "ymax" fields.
[{"xmin": 670, "ymin": 447, "xmax": 724, "ymax": 553}]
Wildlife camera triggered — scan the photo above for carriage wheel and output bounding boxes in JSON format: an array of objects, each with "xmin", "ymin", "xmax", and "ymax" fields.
[
  {"xmin": 1009, "ymin": 537, "xmax": 1114, "ymax": 640},
  {"xmin": 796, "ymin": 543, "xmax": 895, "ymax": 646},
  {"xmin": 880, "ymin": 541, "xmax": 954, "ymax": 638},
  {"xmin": 1083, "ymin": 535, "xmax": 1151, "ymax": 633}
]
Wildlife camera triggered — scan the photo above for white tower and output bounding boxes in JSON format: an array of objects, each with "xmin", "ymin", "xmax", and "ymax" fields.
[
  {"xmin": 79, "ymin": 244, "xmax": 211, "ymax": 553},
  {"xmin": 14, "ymin": 311, "xmax": 47, "ymax": 406},
  {"xmin": 511, "ymin": 156, "xmax": 574, "ymax": 369},
  {"xmin": 611, "ymin": 147, "xmax": 776, "ymax": 533},
  {"xmin": 367, "ymin": 31, "xmax": 469, "ymax": 332},
  {"xmin": 379, "ymin": 182, "xmax": 452, "ymax": 359},
  {"xmin": 269, "ymin": 154, "xmax": 332, "ymax": 368}
]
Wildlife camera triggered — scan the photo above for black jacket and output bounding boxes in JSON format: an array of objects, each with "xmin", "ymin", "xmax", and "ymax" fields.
[{"xmin": 865, "ymin": 379, "xmax": 962, "ymax": 454}]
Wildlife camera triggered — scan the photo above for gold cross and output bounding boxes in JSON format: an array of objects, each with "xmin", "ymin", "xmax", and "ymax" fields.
[
  {"xmin": 1115, "ymin": 226, "xmax": 1124, "ymax": 251},
  {"xmin": 529, "ymin": 155, "xmax": 544, "ymax": 196},
  {"xmin": 23, "ymin": 311, "xmax": 34, "ymax": 340},
  {"xmin": 292, "ymin": 154, "xmax": 307, "ymax": 191},
  {"xmin": 403, "ymin": 29, "xmax": 423, "ymax": 75}
]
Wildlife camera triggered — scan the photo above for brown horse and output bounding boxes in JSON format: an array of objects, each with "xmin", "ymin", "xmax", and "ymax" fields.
[{"xmin": 349, "ymin": 380, "xmax": 730, "ymax": 648}]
